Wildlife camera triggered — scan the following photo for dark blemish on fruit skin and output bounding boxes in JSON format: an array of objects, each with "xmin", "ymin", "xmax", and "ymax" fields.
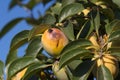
[
  {"xmin": 48, "ymin": 28, "xmax": 60, "ymax": 48},
  {"xmin": 56, "ymin": 40, "xmax": 59, "ymax": 48},
  {"xmin": 48, "ymin": 29, "xmax": 53, "ymax": 33}
]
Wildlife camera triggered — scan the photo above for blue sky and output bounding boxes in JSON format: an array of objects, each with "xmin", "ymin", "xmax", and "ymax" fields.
[{"xmin": 0, "ymin": 0, "xmax": 56, "ymax": 63}]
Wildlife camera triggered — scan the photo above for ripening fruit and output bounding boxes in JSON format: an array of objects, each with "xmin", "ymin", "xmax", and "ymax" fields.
[
  {"xmin": 41, "ymin": 28, "xmax": 69, "ymax": 58},
  {"xmin": 52, "ymin": 61, "xmax": 68, "ymax": 80},
  {"xmin": 97, "ymin": 54, "xmax": 119, "ymax": 78},
  {"xmin": 12, "ymin": 68, "xmax": 27, "ymax": 80}
]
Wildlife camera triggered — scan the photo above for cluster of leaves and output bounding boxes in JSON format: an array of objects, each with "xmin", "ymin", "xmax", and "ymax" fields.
[{"xmin": 1, "ymin": 0, "xmax": 120, "ymax": 80}]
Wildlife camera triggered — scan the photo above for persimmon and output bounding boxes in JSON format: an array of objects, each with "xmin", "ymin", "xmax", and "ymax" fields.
[{"xmin": 41, "ymin": 28, "xmax": 69, "ymax": 58}]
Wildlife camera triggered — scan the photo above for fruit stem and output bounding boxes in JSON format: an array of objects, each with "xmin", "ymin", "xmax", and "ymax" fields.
[{"xmin": 98, "ymin": 36, "xmax": 105, "ymax": 57}]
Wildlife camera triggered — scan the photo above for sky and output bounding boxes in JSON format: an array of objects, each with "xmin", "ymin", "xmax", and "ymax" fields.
[
  {"xmin": 0, "ymin": 0, "xmax": 56, "ymax": 63},
  {"xmin": 0, "ymin": 0, "xmax": 55, "ymax": 79}
]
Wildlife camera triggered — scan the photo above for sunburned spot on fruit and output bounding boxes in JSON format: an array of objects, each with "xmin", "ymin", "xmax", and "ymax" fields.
[{"xmin": 48, "ymin": 28, "xmax": 61, "ymax": 40}]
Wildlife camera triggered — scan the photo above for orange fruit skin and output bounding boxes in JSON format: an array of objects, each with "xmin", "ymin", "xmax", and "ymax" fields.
[{"xmin": 41, "ymin": 28, "xmax": 69, "ymax": 57}]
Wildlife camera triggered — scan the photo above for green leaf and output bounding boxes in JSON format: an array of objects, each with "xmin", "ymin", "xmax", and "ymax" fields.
[
  {"xmin": 25, "ymin": 18, "xmax": 42, "ymax": 25},
  {"xmin": 102, "ymin": 8, "xmax": 114, "ymax": 21},
  {"xmin": 109, "ymin": 47, "xmax": 120, "ymax": 52},
  {"xmin": 109, "ymin": 48, "xmax": 120, "ymax": 58},
  {"xmin": 108, "ymin": 30, "xmax": 120, "ymax": 42},
  {"xmin": 61, "ymin": 21, "xmax": 75, "ymax": 41},
  {"xmin": 42, "ymin": 0, "xmax": 51, "ymax": 5},
  {"xmin": 7, "ymin": 56, "xmax": 39, "ymax": 79},
  {"xmin": 65, "ymin": 66, "xmax": 74, "ymax": 80},
  {"xmin": 86, "ymin": 20, "xmax": 94, "ymax": 39},
  {"xmin": 28, "ymin": 24, "xmax": 50, "ymax": 40},
  {"xmin": 59, "ymin": 3, "xmax": 84, "ymax": 22},
  {"xmin": 113, "ymin": 0, "xmax": 120, "ymax": 8},
  {"xmin": 61, "ymin": 39, "xmax": 92, "ymax": 54},
  {"xmin": 0, "ymin": 60, "xmax": 4, "ymax": 80},
  {"xmin": 90, "ymin": 0, "xmax": 98, "ymax": 4},
  {"xmin": 111, "ymin": 40, "xmax": 120, "ymax": 48},
  {"xmin": 25, "ymin": 0, "xmax": 41, "ymax": 9},
  {"xmin": 50, "ymin": 2, "xmax": 62, "ymax": 15},
  {"xmin": 97, "ymin": 65, "xmax": 113, "ymax": 80},
  {"xmin": 68, "ymin": 60, "xmax": 83, "ymax": 71},
  {"xmin": 5, "ymin": 50, "xmax": 18, "ymax": 66},
  {"xmin": 77, "ymin": 21, "xmax": 89, "ymax": 39},
  {"xmin": 93, "ymin": 10, "xmax": 100, "ymax": 36},
  {"xmin": 65, "ymin": 60, "xmax": 83, "ymax": 80},
  {"xmin": 0, "ymin": 18, "xmax": 23, "ymax": 38},
  {"xmin": 9, "ymin": 0, "xmax": 18, "ymax": 9},
  {"xmin": 115, "ymin": 72, "xmax": 120, "ymax": 80},
  {"xmin": 25, "ymin": 38, "xmax": 42, "ymax": 57},
  {"xmin": 10, "ymin": 30, "xmax": 29, "ymax": 51},
  {"xmin": 73, "ymin": 61, "xmax": 94, "ymax": 80},
  {"xmin": 106, "ymin": 19, "xmax": 120, "ymax": 35},
  {"xmin": 22, "ymin": 63, "xmax": 50, "ymax": 80},
  {"xmin": 41, "ymin": 14, "xmax": 56, "ymax": 25},
  {"xmin": 67, "ymin": 60, "xmax": 82, "ymax": 80},
  {"xmin": 59, "ymin": 48, "xmax": 91, "ymax": 68},
  {"xmin": 66, "ymin": 61, "xmax": 94, "ymax": 80},
  {"xmin": 62, "ymin": 0, "xmax": 75, "ymax": 7}
]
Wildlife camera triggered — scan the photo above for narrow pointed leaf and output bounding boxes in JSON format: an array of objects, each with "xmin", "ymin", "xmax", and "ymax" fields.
[
  {"xmin": 86, "ymin": 20, "xmax": 94, "ymax": 39},
  {"xmin": 7, "ymin": 57, "xmax": 39, "ymax": 79},
  {"xmin": 0, "ymin": 60, "xmax": 4, "ymax": 80},
  {"xmin": 61, "ymin": 21, "xmax": 75, "ymax": 41},
  {"xmin": 25, "ymin": 0, "xmax": 42, "ymax": 9},
  {"xmin": 61, "ymin": 39, "xmax": 92, "ymax": 54},
  {"xmin": 108, "ymin": 30, "xmax": 120, "ymax": 42},
  {"xmin": 59, "ymin": 3, "xmax": 84, "ymax": 22},
  {"xmin": 97, "ymin": 65, "xmax": 113, "ymax": 80},
  {"xmin": 108, "ymin": 47, "xmax": 120, "ymax": 52},
  {"xmin": 0, "ymin": 18, "xmax": 23, "ymax": 38},
  {"xmin": 6, "ymin": 50, "xmax": 18, "ymax": 66},
  {"xmin": 62, "ymin": 0, "xmax": 75, "ymax": 7},
  {"xmin": 65, "ymin": 66, "xmax": 74, "ymax": 80},
  {"xmin": 28, "ymin": 24, "xmax": 50, "ymax": 40},
  {"xmin": 111, "ymin": 40, "xmax": 120, "ymax": 48},
  {"xmin": 90, "ymin": 0, "xmax": 98, "ymax": 3},
  {"xmin": 94, "ymin": 10, "xmax": 100, "ymax": 36},
  {"xmin": 9, "ymin": 0, "xmax": 18, "ymax": 9},
  {"xmin": 50, "ymin": 2, "xmax": 62, "ymax": 15},
  {"xmin": 25, "ymin": 38, "xmax": 42, "ymax": 57},
  {"xmin": 110, "ymin": 48, "xmax": 120, "ymax": 58},
  {"xmin": 77, "ymin": 21, "xmax": 89, "ymax": 39},
  {"xmin": 102, "ymin": 8, "xmax": 114, "ymax": 21},
  {"xmin": 113, "ymin": 0, "xmax": 120, "ymax": 8},
  {"xmin": 10, "ymin": 30, "xmax": 29, "ymax": 51},
  {"xmin": 106, "ymin": 19, "xmax": 120, "ymax": 35},
  {"xmin": 59, "ymin": 48, "xmax": 91, "ymax": 68},
  {"xmin": 73, "ymin": 61, "xmax": 94, "ymax": 80},
  {"xmin": 42, "ymin": 14, "xmax": 56, "ymax": 25},
  {"xmin": 68, "ymin": 60, "xmax": 82, "ymax": 71},
  {"xmin": 66, "ymin": 60, "xmax": 82, "ymax": 80}
]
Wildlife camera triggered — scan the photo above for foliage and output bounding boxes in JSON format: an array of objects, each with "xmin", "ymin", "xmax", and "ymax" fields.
[
  {"xmin": 1, "ymin": 0, "xmax": 120, "ymax": 80},
  {"xmin": 0, "ymin": 60, "xmax": 4, "ymax": 80}
]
